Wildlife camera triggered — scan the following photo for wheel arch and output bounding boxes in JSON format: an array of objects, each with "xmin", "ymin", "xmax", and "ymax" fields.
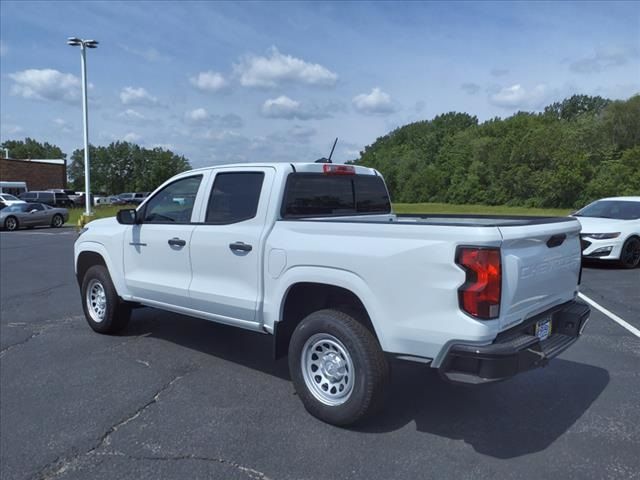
[
  {"xmin": 273, "ymin": 278, "xmax": 382, "ymax": 360},
  {"xmin": 75, "ymin": 242, "xmax": 128, "ymax": 297}
]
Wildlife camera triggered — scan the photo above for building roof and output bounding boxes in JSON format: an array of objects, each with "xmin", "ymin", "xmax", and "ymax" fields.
[{"xmin": 1, "ymin": 157, "xmax": 65, "ymax": 165}]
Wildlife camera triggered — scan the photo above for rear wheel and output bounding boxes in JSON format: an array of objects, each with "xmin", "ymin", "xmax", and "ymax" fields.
[
  {"xmin": 81, "ymin": 265, "xmax": 131, "ymax": 334},
  {"xmin": 288, "ymin": 309, "xmax": 389, "ymax": 426},
  {"xmin": 51, "ymin": 214, "xmax": 64, "ymax": 228},
  {"xmin": 4, "ymin": 216, "xmax": 18, "ymax": 231},
  {"xmin": 619, "ymin": 237, "xmax": 640, "ymax": 269}
]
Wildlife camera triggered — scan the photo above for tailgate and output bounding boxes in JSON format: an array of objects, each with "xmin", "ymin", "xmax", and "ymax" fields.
[{"xmin": 498, "ymin": 218, "xmax": 582, "ymax": 330}]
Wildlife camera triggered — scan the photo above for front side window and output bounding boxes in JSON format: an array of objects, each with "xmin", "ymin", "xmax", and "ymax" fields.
[
  {"xmin": 28, "ymin": 203, "xmax": 45, "ymax": 211},
  {"xmin": 206, "ymin": 172, "xmax": 264, "ymax": 224},
  {"xmin": 143, "ymin": 175, "xmax": 202, "ymax": 223},
  {"xmin": 39, "ymin": 193, "xmax": 54, "ymax": 202}
]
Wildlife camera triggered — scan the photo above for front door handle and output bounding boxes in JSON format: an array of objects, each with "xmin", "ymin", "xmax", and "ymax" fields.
[
  {"xmin": 168, "ymin": 237, "xmax": 186, "ymax": 247},
  {"xmin": 229, "ymin": 241, "xmax": 252, "ymax": 252}
]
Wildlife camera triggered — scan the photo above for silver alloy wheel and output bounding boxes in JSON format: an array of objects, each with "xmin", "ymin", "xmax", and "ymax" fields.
[
  {"xmin": 301, "ymin": 333, "xmax": 355, "ymax": 406},
  {"xmin": 53, "ymin": 215, "xmax": 63, "ymax": 227},
  {"xmin": 5, "ymin": 217, "xmax": 17, "ymax": 231},
  {"xmin": 86, "ymin": 279, "xmax": 107, "ymax": 323}
]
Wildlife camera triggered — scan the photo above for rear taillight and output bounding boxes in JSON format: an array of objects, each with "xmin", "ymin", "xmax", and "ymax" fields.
[
  {"xmin": 323, "ymin": 164, "xmax": 355, "ymax": 175},
  {"xmin": 456, "ymin": 247, "xmax": 502, "ymax": 320}
]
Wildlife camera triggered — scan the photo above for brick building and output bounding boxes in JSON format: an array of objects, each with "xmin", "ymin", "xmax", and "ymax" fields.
[{"xmin": 0, "ymin": 156, "xmax": 67, "ymax": 191}]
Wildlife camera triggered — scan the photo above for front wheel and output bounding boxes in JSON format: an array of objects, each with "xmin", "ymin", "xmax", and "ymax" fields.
[
  {"xmin": 81, "ymin": 265, "xmax": 131, "ymax": 334},
  {"xmin": 51, "ymin": 214, "xmax": 64, "ymax": 228},
  {"xmin": 4, "ymin": 216, "xmax": 18, "ymax": 231},
  {"xmin": 619, "ymin": 237, "xmax": 640, "ymax": 269},
  {"xmin": 288, "ymin": 309, "xmax": 389, "ymax": 426}
]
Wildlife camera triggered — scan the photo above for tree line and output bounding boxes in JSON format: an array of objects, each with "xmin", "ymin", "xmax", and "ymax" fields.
[
  {"xmin": 352, "ymin": 94, "xmax": 640, "ymax": 208},
  {"xmin": 1, "ymin": 139, "xmax": 191, "ymax": 195}
]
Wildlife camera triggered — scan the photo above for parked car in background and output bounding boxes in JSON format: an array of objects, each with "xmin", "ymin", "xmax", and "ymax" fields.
[
  {"xmin": 48, "ymin": 189, "xmax": 82, "ymax": 204},
  {"xmin": 0, "ymin": 194, "xmax": 26, "ymax": 208},
  {"xmin": 20, "ymin": 191, "xmax": 75, "ymax": 208},
  {"xmin": 573, "ymin": 196, "xmax": 640, "ymax": 268},
  {"xmin": 130, "ymin": 192, "xmax": 149, "ymax": 205},
  {"xmin": 1, "ymin": 202, "xmax": 68, "ymax": 231},
  {"xmin": 0, "ymin": 181, "xmax": 28, "ymax": 197},
  {"xmin": 112, "ymin": 193, "xmax": 136, "ymax": 205}
]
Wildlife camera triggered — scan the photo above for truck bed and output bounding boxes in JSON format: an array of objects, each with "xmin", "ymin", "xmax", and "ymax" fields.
[{"xmin": 301, "ymin": 213, "xmax": 576, "ymax": 227}]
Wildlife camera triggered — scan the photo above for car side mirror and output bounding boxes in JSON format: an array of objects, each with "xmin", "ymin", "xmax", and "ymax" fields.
[
  {"xmin": 30, "ymin": 209, "xmax": 38, "ymax": 214},
  {"xmin": 116, "ymin": 209, "xmax": 139, "ymax": 225}
]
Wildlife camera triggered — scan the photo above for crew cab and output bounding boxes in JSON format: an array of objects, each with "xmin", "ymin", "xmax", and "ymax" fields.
[{"xmin": 75, "ymin": 163, "xmax": 590, "ymax": 425}]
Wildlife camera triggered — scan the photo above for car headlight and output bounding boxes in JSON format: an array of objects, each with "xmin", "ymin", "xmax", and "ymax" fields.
[{"xmin": 585, "ymin": 232, "xmax": 621, "ymax": 239}]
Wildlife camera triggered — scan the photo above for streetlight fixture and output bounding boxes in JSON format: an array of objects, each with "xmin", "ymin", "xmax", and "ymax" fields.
[{"xmin": 67, "ymin": 37, "xmax": 98, "ymax": 217}]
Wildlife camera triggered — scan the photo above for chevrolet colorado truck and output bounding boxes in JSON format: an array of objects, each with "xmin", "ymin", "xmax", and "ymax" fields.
[{"xmin": 75, "ymin": 162, "xmax": 590, "ymax": 425}]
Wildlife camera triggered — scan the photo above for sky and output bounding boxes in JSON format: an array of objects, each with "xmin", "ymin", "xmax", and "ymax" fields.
[{"xmin": 0, "ymin": 1, "xmax": 639, "ymax": 167}]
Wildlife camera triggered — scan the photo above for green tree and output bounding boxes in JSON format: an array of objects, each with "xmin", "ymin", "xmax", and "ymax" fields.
[
  {"xmin": 68, "ymin": 142, "xmax": 191, "ymax": 194},
  {"xmin": 1, "ymin": 137, "xmax": 66, "ymax": 159}
]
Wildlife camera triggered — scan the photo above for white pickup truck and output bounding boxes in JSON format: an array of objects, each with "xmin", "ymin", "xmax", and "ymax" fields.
[{"xmin": 75, "ymin": 162, "xmax": 590, "ymax": 425}]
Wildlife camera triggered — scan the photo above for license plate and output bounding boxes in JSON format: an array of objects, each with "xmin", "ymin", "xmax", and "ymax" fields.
[{"xmin": 535, "ymin": 319, "xmax": 552, "ymax": 341}]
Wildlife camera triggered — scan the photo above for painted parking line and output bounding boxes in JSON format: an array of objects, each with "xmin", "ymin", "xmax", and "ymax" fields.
[{"xmin": 578, "ymin": 292, "xmax": 640, "ymax": 338}]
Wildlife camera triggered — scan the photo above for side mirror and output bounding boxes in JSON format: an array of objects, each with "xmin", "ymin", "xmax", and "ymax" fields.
[
  {"xmin": 30, "ymin": 209, "xmax": 38, "ymax": 214},
  {"xmin": 116, "ymin": 209, "xmax": 139, "ymax": 225}
]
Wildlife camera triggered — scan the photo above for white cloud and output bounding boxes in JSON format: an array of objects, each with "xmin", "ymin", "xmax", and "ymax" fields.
[
  {"xmin": 234, "ymin": 47, "xmax": 338, "ymax": 88},
  {"xmin": 123, "ymin": 132, "xmax": 142, "ymax": 142},
  {"xmin": 185, "ymin": 107, "xmax": 210, "ymax": 123},
  {"xmin": 352, "ymin": 87, "xmax": 397, "ymax": 115},
  {"xmin": 9, "ymin": 69, "xmax": 83, "ymax": 103},
  {"xmin": 0, "ymin": 41, "xmax": 7, "ymax": 57},
  {"xmin": 119, "ymin": 109, "xmax": 146, "ymax": 120},
  {"xmin": 488, "ymin": 84, "xmax": 550, "ymax": 109},
  {"xmin": 570, "ymin": 46, "xmax": 639, "ymax": 74},
  {"xmin": 0, "ymin": 123, "xmax": 23, "ymax": 137},
  {"xmin": 261, "ymin": 95, "xmax": 329, "ymax": 120},
  {"xmin": 53, "ymin": 118, "xmax": 72, "ymax": 133},
  {"xmin": 190, "ymin": 71, "xmax": 227, "ymax": 92},
  {"xmin": 120, "ymin": 86, "xmax": 158, "ymax": 106}
]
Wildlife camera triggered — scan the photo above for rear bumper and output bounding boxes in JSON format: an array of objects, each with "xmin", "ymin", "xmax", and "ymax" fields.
[{"xmin": 439, "ymin": 300, "xmax": 590, "ymax": 385}]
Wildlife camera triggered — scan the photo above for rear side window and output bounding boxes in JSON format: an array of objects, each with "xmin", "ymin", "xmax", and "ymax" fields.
[
  {"xmin": 282, "ymin": 173, "xmax": 391, "ymax": 218},
  {"xmin": 206, "ymin": 172, "xmax": 264, "ymax": 224},
  {"xmin": 39, "ymin": 193, "xmax": 54, "ymax": 202}
]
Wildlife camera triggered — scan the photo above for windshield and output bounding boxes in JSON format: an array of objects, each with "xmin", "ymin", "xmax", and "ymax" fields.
[
  {"xmin": 1, "ymin": 194, "xmax": 19, "ymax": 201},
  {"xmin": 575, "ymin": 200, "xmax": 640, "ymax": 220}
]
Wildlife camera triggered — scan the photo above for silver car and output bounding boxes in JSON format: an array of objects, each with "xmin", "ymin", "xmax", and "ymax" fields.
[{"xmin": 0, "ymin": 202, "xmax": 69, "ymax": 231}]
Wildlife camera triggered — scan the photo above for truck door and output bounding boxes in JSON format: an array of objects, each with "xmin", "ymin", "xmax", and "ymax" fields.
[
  {"xmin": 188, "ymin": 167, "xmax": 275, "ymax": 327},
  {"xmin": 123, "ymin": 174, "xmax": 206, "ymax": 307}
]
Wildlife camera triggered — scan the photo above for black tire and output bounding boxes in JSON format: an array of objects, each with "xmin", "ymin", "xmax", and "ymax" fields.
[
  {"xmin": 4, "ymin": 216, "xmax": 18, "ymax": 231},
  {"xmin": 288, "ymin": 309, "xmax": 389, "ymax": 426},
  {"xmin": 81, "ymin": 265, "xmax": 131, "ymax": 334},
  {"xmin": 619, "ymin": 237, "xmax": 640, "ymax": 269},
  {"xmin": 51, "ymin": 214, "xmax": 64, "ymax": 228}
]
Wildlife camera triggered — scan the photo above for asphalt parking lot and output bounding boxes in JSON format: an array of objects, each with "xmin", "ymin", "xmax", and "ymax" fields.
[{"xmin": 1, "ymin": 228, "xmax": 639, "ymax": 480}]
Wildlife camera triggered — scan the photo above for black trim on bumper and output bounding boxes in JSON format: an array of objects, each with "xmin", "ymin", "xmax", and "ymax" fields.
[{"xmin": 439, "ymin": 300, "xmax": 590, "ymax": 385}]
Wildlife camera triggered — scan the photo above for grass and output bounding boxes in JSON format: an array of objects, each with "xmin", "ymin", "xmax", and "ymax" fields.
[
  {"xmin": 66, "ymin": 205, "xmax": 122, "ymax": 226},
  {"xmin": 393, "ymin": 203, "xmax": 572, "ymax": 217},
  {"xmin": 66, "ymin": 202, "xmax": 571, "ymax": 226}
]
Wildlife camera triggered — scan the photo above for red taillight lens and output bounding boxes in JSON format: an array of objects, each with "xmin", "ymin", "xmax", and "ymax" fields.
[
  {"xmin": 456, "ymin": 247, "xmax": 501, "ymax": 320},
  {"xmin": 322, "ymin": 164, "xmax": 355, "ymax": 175}
]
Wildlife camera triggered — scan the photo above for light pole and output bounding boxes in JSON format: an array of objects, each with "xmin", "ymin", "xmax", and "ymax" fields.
[{"xmin": 67, "ymin": 37, "xmax": 98, "ymax": 217}]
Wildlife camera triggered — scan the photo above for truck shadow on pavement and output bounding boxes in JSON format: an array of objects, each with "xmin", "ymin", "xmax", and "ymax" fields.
[
  {"xmin": 359, "ymin": 359, "xmax": 610, "ymax": 459},
  {"xmin": 124, "ymin": 308, "xmax": 609, "ymax": 460}
]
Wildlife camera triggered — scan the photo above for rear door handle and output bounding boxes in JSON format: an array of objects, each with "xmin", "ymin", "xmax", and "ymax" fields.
[
  {"xmin": 229, "ymin": 241, "xmax": 252, "ymax": 252},
  {"xmin": 168, "ymin": 237, "xmax": 186, "ymax": 247}
]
